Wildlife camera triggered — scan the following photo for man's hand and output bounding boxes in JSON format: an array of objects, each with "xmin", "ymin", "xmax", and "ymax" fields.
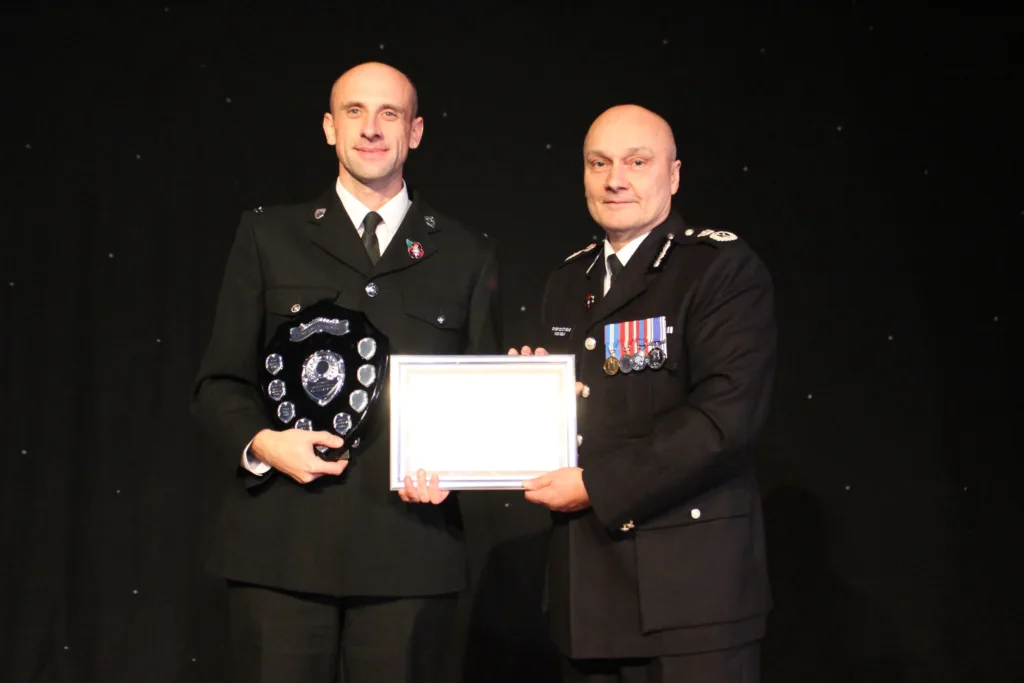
[
  {"xmin": 523, "ymin": 467, "xmax": 590, "ymax": 512},
  {"xmin": 251, "ymin": 429, "xmax": 348, "ymax": 484},
  {"xmin": 507, "ymin": 346, "xmax": 548, "ymax": 356},
  {"xmin": 398, "ymin": 469, "xmax": 449, "ymax": 505}
]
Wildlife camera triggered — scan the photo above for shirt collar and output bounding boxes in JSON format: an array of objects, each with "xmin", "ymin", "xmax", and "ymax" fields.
[
  {"xmin": 603, "ymin": 230, "xmax": 653, "ymax": 267},
  {"xmin": 335, "ymin": 178, "xmax": 412, "ymax": 230}
]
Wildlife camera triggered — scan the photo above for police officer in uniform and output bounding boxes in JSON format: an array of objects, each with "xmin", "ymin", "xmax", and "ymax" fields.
[
  {"xmin": 192, "ymin": 62, "xmax": 499, "ymax": 683},
  {"xmin": 513, "ymin": 105, "xmax": 776, "ymax": 682}
]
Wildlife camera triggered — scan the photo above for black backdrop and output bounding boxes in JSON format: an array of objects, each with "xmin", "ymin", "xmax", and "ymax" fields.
[{"xmin": 0, "ymin": 4, "xmax": 1017, "ymax": 682}]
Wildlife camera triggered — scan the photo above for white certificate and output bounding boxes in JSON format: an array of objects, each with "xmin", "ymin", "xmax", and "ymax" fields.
[{"xmin": 388, "ymin": 354, "xmax": 578, "ymax": 490}]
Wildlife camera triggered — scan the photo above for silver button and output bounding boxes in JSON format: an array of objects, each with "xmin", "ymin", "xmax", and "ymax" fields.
[
  {"xmin": 581, "ymin": 384, "xmax": 590, "ymax": 398},
  {"xmin": 365, "ymin": 282, "xmax": 378, "ymax": 297},
  {"xmin": 577, "ymin": 434, "xmax": 583, "ymax": 447},
  {"xmin": 290, "ymin": 304, "xmax": 301, "ymax": 313},
  {"xmin": 437, "ymin": 315, "xmax": 445, "ymax": 325},
  {"xmin": 685, "ymin": 228, "xmax": 694, "ymax": 236},
  {"xmin": 691, "ymin": 509, "xmax": 701, "ymax": 519},
  {"xmin": 584, "ymin": 337, "xmax": 596, "ymax": 351}
]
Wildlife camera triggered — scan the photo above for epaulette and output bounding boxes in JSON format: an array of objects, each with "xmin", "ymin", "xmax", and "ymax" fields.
[{"xmin": 695, "ymin": 229, "xmax": 739, "ymax": 243}]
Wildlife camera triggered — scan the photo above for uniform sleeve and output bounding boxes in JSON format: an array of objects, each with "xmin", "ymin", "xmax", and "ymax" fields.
[
  {"xmin": 582, "ymin": 246, "xmax": 777, "ymax": 530},
  {"xmin": 465, "ymin": 239, "xmax": 501, "ymax": 354},
  {"xmin": 191, "ymin": 212, "xmax": 275, "ymax": 468}
]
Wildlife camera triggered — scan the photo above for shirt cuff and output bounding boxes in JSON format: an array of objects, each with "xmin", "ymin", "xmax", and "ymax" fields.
[{"xmin": 241, "ymin": 438, "xmax": 272, "ymax": 475}]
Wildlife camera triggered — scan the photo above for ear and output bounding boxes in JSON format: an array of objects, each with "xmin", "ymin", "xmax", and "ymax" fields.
[
  {"xmin": 669, "ymin": 159, "xmax": 681, "ymax": 195},
  {"xmin": 408, "ymin": 116, "xmax": 424, "ymax": 150},
  {"xmin": 322, "ymin": 113, "xmax": 336, "ymax": 146}
]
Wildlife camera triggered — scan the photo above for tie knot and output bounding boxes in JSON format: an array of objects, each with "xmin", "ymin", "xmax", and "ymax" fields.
[
  {"xmin": 363, "ymin": 211, "xmax": 383, "ymax": 234},
  {"xmin": 607, "ymin": 254, "xmax": 624, "ymax": 281}
]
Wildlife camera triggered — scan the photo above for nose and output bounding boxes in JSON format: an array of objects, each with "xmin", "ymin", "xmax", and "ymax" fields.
[
  {"xmin": 360, "ymin": 114, "xmax": 381, "ymax": 140},
  {"xmin": 605, "ymin": 162, "xmax": 629, "ymax": 192}
]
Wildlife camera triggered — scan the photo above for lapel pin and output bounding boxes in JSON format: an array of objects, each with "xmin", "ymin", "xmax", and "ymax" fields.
[
  {"xmin": 313, "ymin": 208, "xmax": 327, "ymax": 219},
  {"xmin": 585, "ymin": 293, "xmax": 595, "ymax": 310},
  {"xmin": 406, "ymin": 239, "xmax": 424, "ymax": 259},
  {"xmin": 424, "ymin": 215, "xmax": 436, "ymax": 228}
]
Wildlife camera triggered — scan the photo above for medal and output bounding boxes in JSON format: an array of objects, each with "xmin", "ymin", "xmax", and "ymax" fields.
[
  {"xmin": 631, "ymin": 352, "xmax": 646, "ymax": 372},
  {"xmin": 647, "ymin": 345, "xmax": 666, "ymax": 369},
  {"xmin": 604, "ymin": 325, "xmax": 621, "ymax": 376},
  {"xmin": 632, "ymin": 323, "xmax": 648, "ymax": 371}
]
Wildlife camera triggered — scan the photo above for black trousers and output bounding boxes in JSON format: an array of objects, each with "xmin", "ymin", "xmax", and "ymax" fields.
[
  {"xmin": 562, "ymin": 641, "xmax": 760, "ymax": 683},
  {"xmin": 227, "ymin": 581, "xmax": 457, "ymax": 683}
]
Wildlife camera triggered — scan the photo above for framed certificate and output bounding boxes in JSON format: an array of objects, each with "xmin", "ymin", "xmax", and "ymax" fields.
[{"xmin": 389, "ymin": 354, "xmax": 578, "ymax": 490}]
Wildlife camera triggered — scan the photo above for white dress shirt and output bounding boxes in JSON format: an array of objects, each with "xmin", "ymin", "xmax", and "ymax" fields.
[
  {"xmin": 603, "ymin": 231, "xmax": 652, "ymax": 295},
  {"xmin": 242, "ymin": 180, "xmax": 413, "ymax": 474}
]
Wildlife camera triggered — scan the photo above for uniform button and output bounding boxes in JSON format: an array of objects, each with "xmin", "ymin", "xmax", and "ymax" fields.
[
  {"xmin": 437, "ymin": 315, "xmax": 445, "ymax": 325},
  {"xmin": 290, "ymin": 303, "xmax": 301, "ymax": 313},
  {"xmin": 584, "ymin": 337, "xmax": 596, "ymax": 351},
  {"xmin": 365, "ymin": 282, "xmax": 378, "ymax": 297},
  {"xmin": 577, "ymin": 434, "xmax": 583, "ymax": 447},
  {"xmin": 685, "ymin": 228, "xmax": 694, "ymax": 236},
  {"xmin": 691, "ymin": 509, "xmax": 701, "ymax": 519},
  {"xmin": 580, "ymin": 384, "xmax": 590, "ymax": 398}
]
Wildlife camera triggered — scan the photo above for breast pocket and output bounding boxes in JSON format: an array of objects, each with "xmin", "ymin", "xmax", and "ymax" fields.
[
  {"xmin": 263, "ymin": 286, "xmax": 341, "ymax": 342},
  {"xmin": 400, "ymin": 292, "xmax": 468, "ymax": 354}
]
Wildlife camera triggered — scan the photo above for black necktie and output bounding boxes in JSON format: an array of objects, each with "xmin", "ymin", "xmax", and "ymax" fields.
[
  {"xmin": 607, "ymin": 254, "xmax": 624, "ymax": 287},
  {"xmin": 362, "ymin": 211, "xmax": 383, "ymax": 265}
]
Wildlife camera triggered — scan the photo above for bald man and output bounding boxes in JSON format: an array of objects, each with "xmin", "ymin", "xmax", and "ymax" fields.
[
  {"xmin": 513, "ymin": 105, "xmax": 776, "ymax": 682},
  {"xmin": 193, "ymin": 62, "xmax": 500, "ymax": 683}
]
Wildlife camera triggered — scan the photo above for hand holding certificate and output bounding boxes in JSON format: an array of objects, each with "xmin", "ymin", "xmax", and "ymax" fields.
[{"xmin": 389, "ymin": 349, "xmax": 579, "ymax": 491}]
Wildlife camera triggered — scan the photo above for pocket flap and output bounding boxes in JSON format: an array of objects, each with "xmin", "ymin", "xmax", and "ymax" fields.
[
  {"xmin": 638, "ymin": 478, "xmax": 752, "ymax": 530},
  {"xmin": 402, "ymin": 292, "xmax": 468, "ymax": 329},
  {"xmin": 265, "ymin": 286, "xmax": 340, "ymax": 316}
]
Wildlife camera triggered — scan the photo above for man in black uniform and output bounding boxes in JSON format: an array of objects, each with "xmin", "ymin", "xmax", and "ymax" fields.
[
  {"xmin": 192, "ymin": 62, "xmax": 499, "ymax": 683},
  {"xmin": 513, "ymin": 105, "xmax": 776, "ymax": 682}
]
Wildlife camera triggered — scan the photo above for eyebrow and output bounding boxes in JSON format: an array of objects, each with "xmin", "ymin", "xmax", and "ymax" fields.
[{"xmin": 338, "ymin": 100, "xmax": 408, "ymax": 115}]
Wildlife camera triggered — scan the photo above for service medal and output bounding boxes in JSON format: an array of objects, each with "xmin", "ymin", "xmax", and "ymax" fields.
[{"xmin": 647, "ymin": 345, "xmax": 666, "ymax": 370}]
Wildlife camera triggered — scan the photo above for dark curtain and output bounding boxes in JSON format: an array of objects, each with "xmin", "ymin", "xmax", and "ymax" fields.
[{"xmin": 0, "ymin": 5, "xmax": 1016, "ymax": 682}]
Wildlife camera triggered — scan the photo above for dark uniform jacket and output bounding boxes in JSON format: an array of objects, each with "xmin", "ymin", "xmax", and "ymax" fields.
[
  {"xmin": 192, "ymin": 184, "xmax": 500, "ymax": 597},
  {"xmin": 538, "ymin": 212, "xmax": 776, "ymax": 659}
]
